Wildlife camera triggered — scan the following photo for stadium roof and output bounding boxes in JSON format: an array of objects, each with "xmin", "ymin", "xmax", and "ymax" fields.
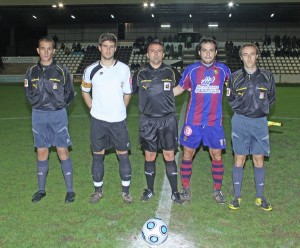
[{"xmin": 0, "ymin": 1, "xmax": 300, "ymax": 27}]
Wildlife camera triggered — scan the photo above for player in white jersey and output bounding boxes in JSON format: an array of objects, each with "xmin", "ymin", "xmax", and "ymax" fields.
[{"xmin": 81, "ymin": 33, "xmax": 133, "ymax": 204}]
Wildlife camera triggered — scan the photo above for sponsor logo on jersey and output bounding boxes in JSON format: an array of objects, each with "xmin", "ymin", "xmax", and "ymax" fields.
[{"xmin": 200, "ymin": 76, "xmax": 215, "ymax": 86}]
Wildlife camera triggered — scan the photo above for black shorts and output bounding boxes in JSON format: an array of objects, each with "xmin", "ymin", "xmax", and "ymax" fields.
[
  {"xmin": 139, "ymin": 114, "xmax": 178, "ymax": 152},
  {"xmin": 90, "ymin": 117, "xmax": 131, "ymax": 152}
]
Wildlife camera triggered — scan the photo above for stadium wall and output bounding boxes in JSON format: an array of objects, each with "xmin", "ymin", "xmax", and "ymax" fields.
[{"xmin": 48, "ymin": 22, "xmax": 300, "ymax": 43}]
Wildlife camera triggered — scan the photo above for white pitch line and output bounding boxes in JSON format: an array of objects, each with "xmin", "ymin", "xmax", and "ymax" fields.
[{"xmin": 129, "ymin": 98, "xmax": 196, "ymax": 248}]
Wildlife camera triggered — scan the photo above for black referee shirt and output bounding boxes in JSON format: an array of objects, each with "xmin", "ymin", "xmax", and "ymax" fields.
[
  {"xmin": 227, "ymin": 67, "xmax": 276, "ymax": 118},
  {"xmin": 132, "ymin": 63, "xmax": 181, "ymax": 118}
]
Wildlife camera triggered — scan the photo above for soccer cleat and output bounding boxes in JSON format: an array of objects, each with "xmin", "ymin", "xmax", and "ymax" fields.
[
  {"xmin": 122, "ymin": 192, "xmax": 133, "ymax": 204},
  {"xmin": 228, "ymin": 197, "xmax": 241, "ymax": 210},
  {"xmin": 32, "ymin": 191, "xmax": 46, "ymax": 203},
  {"xmin": 179, "ymin": 188, "xmax": 191, "ymax": 202},
  {"xmin": 65, "ymin": 192, "xmax": 75, "ymax": 203},
  {"xmin": 214, "ymin": 190, "xmax": 226, "ymax": 204},
  {"xmin": 141, "ymin": 189, "xmax": 155, "ymax": 202},
  {"xmin": 171, "ymin": 192, "xmax": 183, "ymax": 204},
  {"xmin": 89, "ymin": 192, "xmax": 103, "ymax": 204},
  {"xmin": 255, "ymin": 197, "xmax": 273, "ymax": 211}
]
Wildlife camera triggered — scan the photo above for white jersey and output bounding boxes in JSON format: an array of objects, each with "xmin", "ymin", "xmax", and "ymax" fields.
[{"xmin": 81, "ymin": 60, "xmax": 132, "ymax": 122}]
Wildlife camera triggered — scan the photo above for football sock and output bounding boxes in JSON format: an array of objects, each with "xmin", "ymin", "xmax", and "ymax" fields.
[
  {"xmin": 118, "ymin": 153, "xmax": 132, "ymax": 193},
  {"xmin": 144, "ymin": 161, "xmax": 156, "ymax": 192},
  {"xmin": 61, "ymin": 157, "xmax": 73, "ymax": 193},
  {"xmin": 92, "ymin": 154, "xmax": 104, "ymax": 192},
  {"xmin": 37, "ymin": 160, "xmax": 49, "ymax": 192},
  {"xmin": 254, "ymin": 166, "xmax": 265, "ymax": 198},
  {"xmin": 232, "ymin": 165, "xmax": 244, "ymax": 198},
  {"xmin": 165, "ymin": 160, "xmax": 178, "ymax": 194},
  {"xmin": 212, "ymin": 160, "xmax": 224, "ymax": 191},
  {"xmin": 180, "ymin": 159, "xmax": 193, "ymax": 189}
]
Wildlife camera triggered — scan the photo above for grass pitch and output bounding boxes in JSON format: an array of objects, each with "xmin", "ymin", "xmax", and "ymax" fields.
[{"xmin": 0, "ymin": 83, "xmax": 299, "ymax": 248}]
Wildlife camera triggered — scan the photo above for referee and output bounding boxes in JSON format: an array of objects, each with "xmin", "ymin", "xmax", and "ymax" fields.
[
  {"xmin": 132, "ymin": 40, "xmax": 183, "ymax": 204},
  {"xmin": 25, "ymin": 36, "xmax": 75, "ymax": 203},
  {"xmin": 227, "ymin": 43, "xmax": 275, "ymax": 211}
]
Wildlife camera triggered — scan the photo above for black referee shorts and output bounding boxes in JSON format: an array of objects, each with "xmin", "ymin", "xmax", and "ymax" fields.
[
  {"xmin": 90, "ymin": 117, "xmax": 131, "ymax": 152},
  {"xmin": 139, "ymin": 114, "xmax": 178, "ymax": 152}
]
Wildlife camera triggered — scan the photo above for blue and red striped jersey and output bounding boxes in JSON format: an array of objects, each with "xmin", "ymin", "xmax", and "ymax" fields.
[{"xmin": 179, "ymin": 61, "xmax": 231, "ymax": 126}]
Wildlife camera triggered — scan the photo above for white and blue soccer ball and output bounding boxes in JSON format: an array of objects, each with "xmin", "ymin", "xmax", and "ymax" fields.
[{"xmin": 141, "ymin": 217, "xmax": 168, "ymax": 245}]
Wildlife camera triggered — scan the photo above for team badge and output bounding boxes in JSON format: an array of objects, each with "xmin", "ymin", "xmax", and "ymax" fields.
[
  {"xmin": 184, "ymin": 125, "xmax": 192, "ymax": 136},
  {"xmin": 24, "ymin": 79, "xmax": 28, "ymax": 87},
  {"xmin": 214, "ymin": 70, "xmax": 218, "ymax": 75},
  {"xmin": 164, "ymin": 82, "xmax": 171, "ymax": 91},
  {"xmin": 53, "ymin": 83, "xmax": 58, "ymax": 90}
]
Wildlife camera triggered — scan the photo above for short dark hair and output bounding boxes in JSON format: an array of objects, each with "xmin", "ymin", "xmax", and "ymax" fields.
[
  {"xmin": 99, "ymin": 33, "xmax": 117, "ymax": 46},
  {"xmin": 198, "ymin": 36, "xmax": 217, "ymax": 50},
  {"xmin": 147, "ymin": 40, "xmax": 164, "ymax": 52},
  {"xmin": 38, "ymin": 36, "xmax": 55, "ymax": 48},
  {"xmin": 239, "ymin": 43, "xmax": 260, "ymax": 57}
]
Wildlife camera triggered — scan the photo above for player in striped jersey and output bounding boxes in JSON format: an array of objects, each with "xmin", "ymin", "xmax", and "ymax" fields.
[{"xmin": 173, "ymin": 37, "xmax": 231, "ymax": 204}]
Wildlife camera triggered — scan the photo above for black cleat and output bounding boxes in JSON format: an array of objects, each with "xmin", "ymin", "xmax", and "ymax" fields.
[
  {"xmin": 65, "ymin": 192, "xmax": 75, "ymax": 203},
  {"xmin": 32, "ymin": 191, "xmax": 46, "ymax": 203},
  {"xmin": 141, "ymin": 189, "xmax": 155, "ymax": 202},
  {"xmin": 171, "ymin": 192, "xmax": 183, "ymax": 204}
]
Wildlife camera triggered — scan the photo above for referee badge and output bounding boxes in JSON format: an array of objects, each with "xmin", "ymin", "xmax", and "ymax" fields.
[
  {"xmin": 226, "ymin": 87, "xmax": 231, "ymax": 96},
  {"xmin": 53, "ymin": 83, "xmax": 58, "ymax": 90},
  {"xmin": 24, "ymin": 79, "xmax": 28, "ymax": 88},
  {"xmin": 164, "ymin": 82, "xmax": 171, "ymax": 91},
  {"xmin": 259, "ymin": 91, "xmax": 265, "ymax": 99}
]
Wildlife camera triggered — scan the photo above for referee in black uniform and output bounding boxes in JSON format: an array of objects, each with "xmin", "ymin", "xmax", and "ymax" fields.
[{"xmin": 132, "ymin": 40, "xmax": 183, "ymax": 204}]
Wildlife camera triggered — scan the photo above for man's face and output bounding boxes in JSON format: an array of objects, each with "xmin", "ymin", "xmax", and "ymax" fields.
[
  {"xmin": 37, "ymin": 41, "xmax": 55, "ymax": 66},
  {"xmin": 240, "ymin": 46, "xmax": 258, "ymax": 70},
  {"xmin": 199, "ymin": 42, "xmax": 217, "ymax": 64},
  {"xmin": 147, "ymin": 44, "xmax": 164, "ymax": 68},
  {"xmin": 99, "ymin": 40, "xmax": 116, "ymax": 60}
]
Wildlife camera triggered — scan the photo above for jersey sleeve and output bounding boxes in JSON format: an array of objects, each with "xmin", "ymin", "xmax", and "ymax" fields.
[
  {"xmin": 63, "ymin": 67, "xmax": 74, "ymax": 106},
  {"xmin": 122, "ymin": 65, "xmax": 132, "ymax": 95},
  {"xmin": 268, "ymin": 72, "xmax": 276, "ymax": 106},
  {"xmin": 226, "ymin": 73, "xmax": 236, "ymax": 107},
  {"xmin": 224, "ymin": 65, "xmax": 231, "ymax": 87},
  {"xmin": 171, "ymin": 66, "xmax": 182, "ymax": 86},
  {"xmin": 179, "ymin": 66, "xmax": 192, "ymax": 90},
  {"xmin": 81, "ymin": 68, "xmax": 92, "ymax": 93},
  {"xmin": 24, "ymin": 65, "xmax": 39, "ymax": 106},
  {"xmin": 131, "ymin": 70, "xmax": 139, "ymax": 94}
]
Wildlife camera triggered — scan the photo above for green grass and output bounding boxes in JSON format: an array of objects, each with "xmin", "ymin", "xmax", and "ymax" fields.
[{"xmin": 0, "ymin": 83, "xmax": 299, "ymax": 248}]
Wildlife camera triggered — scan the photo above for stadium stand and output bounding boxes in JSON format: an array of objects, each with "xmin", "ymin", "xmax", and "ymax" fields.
[
  {"xmin": 75, "ymin": 46, "xmax": 133, "ymax": 74},
  {"xmin": 54, "ymin": 49, "xmax": 84, "ymax": 74}
]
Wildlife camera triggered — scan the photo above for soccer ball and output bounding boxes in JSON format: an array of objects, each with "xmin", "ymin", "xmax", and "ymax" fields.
[{"xmin": 141, "ymin": 217, "xmax": 168, "ymax": 245}]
